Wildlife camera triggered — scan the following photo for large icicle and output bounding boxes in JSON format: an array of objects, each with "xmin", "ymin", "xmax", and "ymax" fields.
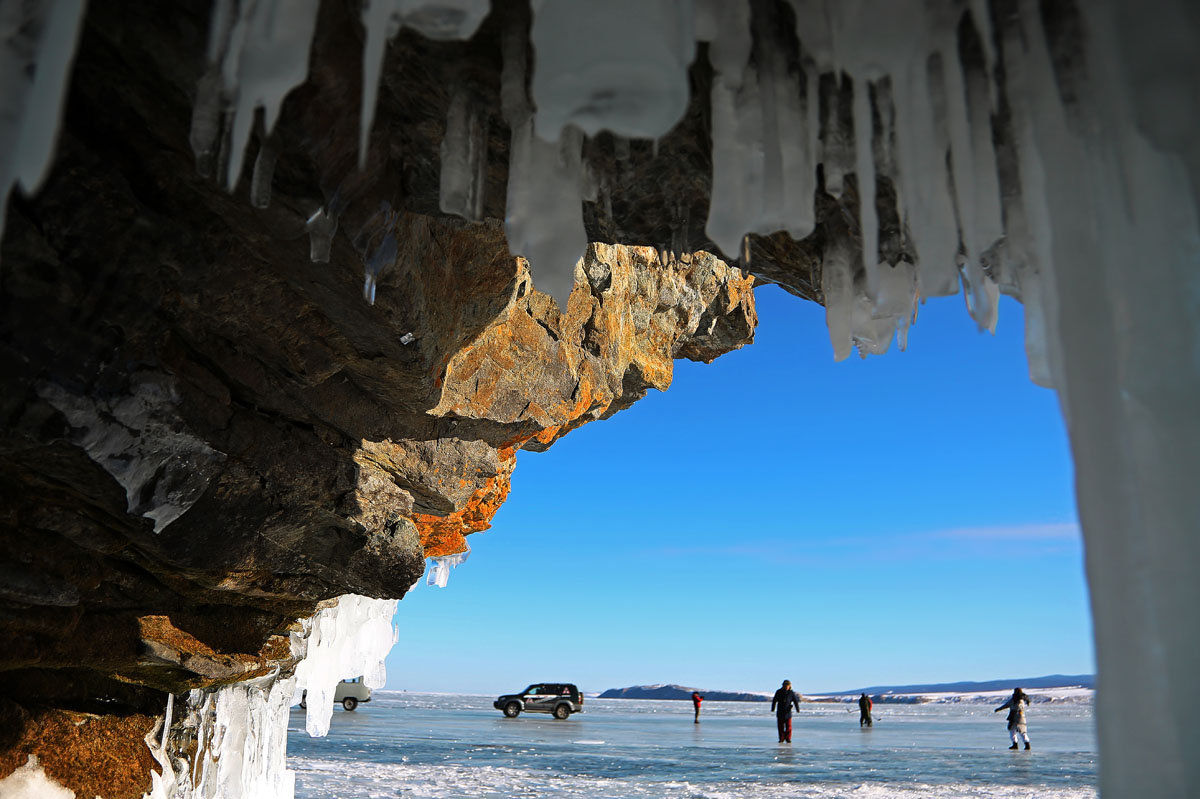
[
  {"xmin": 702, "ymin": 0, "xmax": 815, "ymax": 260},
  {"xmin": 501, "ymin": 11, "xmax": 585, "ymax": 311},
  {"xmin": 360, "ymin": 0, "xmax": 489, "ymax": 167},
  {"xmin": 530, "ymin": 0, "xmax": 694, "ymax": 142},
  {"xmin": 0, "ymin": 0, "xmax": 87, "ymax": 244},
  {"xmin": 189, "ymin": 0, "xmax": 322, "ymax": 190},
  {"xmin": 291, "ymin": 594, "xmax": 399, "ymax": 738}
]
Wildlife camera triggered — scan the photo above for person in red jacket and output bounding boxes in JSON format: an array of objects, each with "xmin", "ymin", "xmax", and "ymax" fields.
[{"xmin": 691, "ymin": 691, "xmax": 704, "ymax": 723}]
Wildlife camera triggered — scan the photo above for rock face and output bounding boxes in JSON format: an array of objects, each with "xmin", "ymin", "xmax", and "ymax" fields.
[{"xmin": 0, "ymin": 2, "xmax": 756, "ymax": 794}]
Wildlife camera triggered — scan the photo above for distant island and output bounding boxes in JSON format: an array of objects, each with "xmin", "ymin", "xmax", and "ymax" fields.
[
  {"xmin": 828, "ymin": 674, "xmax": 1095, "ymax": 696},
  {"xmin": 599, "ymin": 684, "xmax": 769, "ymax": 702}
]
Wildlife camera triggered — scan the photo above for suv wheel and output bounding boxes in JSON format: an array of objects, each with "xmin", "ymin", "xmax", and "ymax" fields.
[
  {"xmin": 503, "ymin": 701, "xmax": 521, "ymax": 718},
  {"xmin": 342, "ymin": 697, "xmax": 358, "ymax": 711},
  {"xmin": 553, "ymin": 703, "xmax": 571, "ymax": 720}
]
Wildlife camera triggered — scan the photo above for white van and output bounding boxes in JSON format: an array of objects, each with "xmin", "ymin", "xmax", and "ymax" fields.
[{"xmin": 299, "ymin": 678, "xmax": 372, "ymax": 711}]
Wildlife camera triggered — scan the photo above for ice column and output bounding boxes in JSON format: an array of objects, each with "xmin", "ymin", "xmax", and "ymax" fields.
[
  {"xmin": 529, "ymin": 0, "xmax": 694, "ymax": 141},
  {"xmin": 1003, "ymin": 1, "xmax": 1200, "ymax": 795},
  {"xmin": 291, "ymin": 594, "xmax": 399, "ymax": 738},
  {"xmin": 0, "ymin": 0, "xmax": 87, "ymax": 244}
]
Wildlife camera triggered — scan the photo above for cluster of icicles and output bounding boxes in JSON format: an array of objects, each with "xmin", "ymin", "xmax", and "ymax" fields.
[
  {"xmin": 0, "ymin": 0, "xmax": 1088, "ymax": 377},
  {"xmin": 178, "ymin": 0, "xmax": 1069, "ymax": 379}
]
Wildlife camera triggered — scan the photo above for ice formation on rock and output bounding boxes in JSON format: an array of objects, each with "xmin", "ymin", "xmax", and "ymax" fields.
[
  {"xmin": 501, "ymin": 12, "xmax": 586, "ymax": 310},
  {"xmin": 291, "ymin": 594, "xmax": 399, "ymax": 738},
  {"xmin": 426, "ymin": 548, "xmax": 470, "ymax": 588},
  {"xmin": 141, "ymin": 595, "xmax": 399, "ymax": 799},
  {"xmin": 36, "ymin": 374, "xmax": 226, "ymax": 533},
  {"xmin": 189, "ymin": 0, "xmax": 321, "ymax": 189},
  {"xmin": 529, "ymin": 0, "xmax": 694, "ymax": 142},
  {"xmin": 360, "ymin": 0, "xmax": 490, "ymax": 166},
  {"xmin": 439, "ymin": 85, "xmax": 488, "ymax": 221},
  {"xmin": 0, "ymin": 0, "xmax": 86, "ymax": 245},
  {"xmin": 145, "ymin": 674, "xmax": 298, "ymax": 799}
]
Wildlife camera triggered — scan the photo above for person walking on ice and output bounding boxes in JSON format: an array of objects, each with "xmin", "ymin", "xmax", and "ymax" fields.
[
  {"xmin": 858, "ymin": 692, "xmax": 873, "ymax": 727},
  {"xmin": 692, "ymin": 691, "xmax": 704, "ymax": 723},
  {"xmin": 995, "ymin": 687, "xmax": 1032, "ymax": 750},
  {"xmin": 771, "ymin": 680, "xmax": 801, "ymax": 743}
]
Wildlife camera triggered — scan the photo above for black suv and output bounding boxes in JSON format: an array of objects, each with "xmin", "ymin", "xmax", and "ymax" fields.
[{"xmin": 494, "ymin": 683, "xmax": 584, "ymax": 719}]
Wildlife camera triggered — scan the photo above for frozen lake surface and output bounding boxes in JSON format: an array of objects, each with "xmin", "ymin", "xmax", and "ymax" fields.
[{"xmin": 288, "ymin": 692, "xmax": 1096, "ymax": 798}]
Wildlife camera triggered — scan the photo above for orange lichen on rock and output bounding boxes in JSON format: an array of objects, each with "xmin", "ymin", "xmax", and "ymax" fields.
[
  {"xmin": 358, "ymin": 245, "xmax": 753, "ymax": 561},
  {"xmin": 134, "ymin": 615, "xmax": 297, "ymax": 688},
  {"xmin": 414, "ymin": 448, "xmax": 515, "ymax": 557}
]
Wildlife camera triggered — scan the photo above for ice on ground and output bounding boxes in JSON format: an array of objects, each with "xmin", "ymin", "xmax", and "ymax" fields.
[{"xmin": 0, "ymin": 756, "xmax": 74, "ymax": 799}]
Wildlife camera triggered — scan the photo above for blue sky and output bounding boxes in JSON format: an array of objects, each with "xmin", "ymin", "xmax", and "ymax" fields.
[{"xmin": 385, "ymin": 284, "xmax": 1093, "ymax": 696}]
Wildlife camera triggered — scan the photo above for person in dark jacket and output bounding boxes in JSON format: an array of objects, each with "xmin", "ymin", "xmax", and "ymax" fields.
[
  {"xmin": 770, "ymin": 680, "xmax": 801, "ymax": 742},
  {"xmin": 858, "ymin": 693, "xmax": 873, "ymax": 727},
  {"xmin": 995, "ymin": 687, "xmax": 1032, "ymax": 750},
  {"xmin": 692, "ymin": 691, "xmax": 704, "ymax": 723}
]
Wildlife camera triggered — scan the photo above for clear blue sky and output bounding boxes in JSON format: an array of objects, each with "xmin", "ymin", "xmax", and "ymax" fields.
[{"xmin": 385, "ymin": 284, "xmax": 1093, "ymax": 695}]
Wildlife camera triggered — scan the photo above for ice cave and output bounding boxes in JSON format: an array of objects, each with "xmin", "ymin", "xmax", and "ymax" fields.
[{"xmin": 0, "ymin": 0, "xmax": 1196, "ymax": 797}]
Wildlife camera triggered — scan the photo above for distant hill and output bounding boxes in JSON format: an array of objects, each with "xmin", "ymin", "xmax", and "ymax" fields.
[
  {"xmin": 599, "ymin": 684, "xmax": 770, "ymax": 702},
  {"xmin": 830, "ymin": 674, "xmax": 1094, "ymax": 696}
]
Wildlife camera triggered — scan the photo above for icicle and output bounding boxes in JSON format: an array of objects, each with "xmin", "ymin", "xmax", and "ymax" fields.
[
  {"xmin": 502, "ymin": 12, "xmax": 587, "ymax": 312},
  {"xmin": 218, "ymin": 0, "xmax": 322, "ymax": 189},
  {"xmin": 305, "ymin": 206, "xmax": 339, "ymax": 263},
  {"xmin": 439, "ymin": 85, "xmax": 488, "ymax": 221},
  {"xmin": 249, "ymin": 138, "xmax": 278, "ymax": 209},
  {"xmin": 292, "ymin": 594, "xmax": 399, "ymax": 737},
  {"xmin": 0, "ymin": 0, "xmax": 88, "ymax": 243},
  {"xmin": 361, "ymin": 1, "xmax": 490, "ymax": 168},
  {"xmin": 821, "ymin": 238, "xmax": 856, "ymax": 361},
  {"xmin": 530, "ymin": 0, "xmax": 694, "ymax": 142},
  {"xmin": 426, "ymin": 548, "xmax": 470, "ymax": 588},
  {"xmin": 359, "ymin": 0, "xmax": 401, "ymax": 170},
  {"xmin": 362, "ymin": 201, "xmax": 401, "ymax": 305},
  {"xmin": 852, "ymin": 75, "xmax": 880, "ymax": 298},
  {"xmin": 819, "ymin": 74, "xmax": 854, "ymax": 199},
  {"xmin": 171, "ymin": 673, "xmax": 297, "ymax": 799}
]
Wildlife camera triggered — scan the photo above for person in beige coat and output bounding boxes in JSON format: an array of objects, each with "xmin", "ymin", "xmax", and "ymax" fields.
[{"xmin": 995, "ymin": 687, "xmax": 1032, "ymax": 750}]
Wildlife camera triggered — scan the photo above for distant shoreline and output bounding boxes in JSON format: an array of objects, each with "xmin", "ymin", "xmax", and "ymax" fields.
[{"xmin": 599, "ymin": 675, "xmax": 1095, "ymax": 704}]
